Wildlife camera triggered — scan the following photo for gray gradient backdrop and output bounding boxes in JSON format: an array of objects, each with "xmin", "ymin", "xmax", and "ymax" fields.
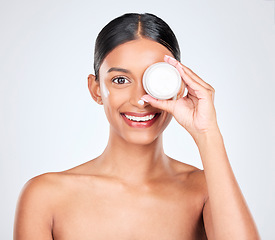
[{"xmin": 1, "ymin": 0, "xmax": 274, "ymax": 239}]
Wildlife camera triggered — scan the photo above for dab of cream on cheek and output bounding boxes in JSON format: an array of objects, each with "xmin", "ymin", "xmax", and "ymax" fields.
[
  {"xmin": 100, "ymin": 81, "xmax": 145, "ymax": 105},
  {"xmin": 101, "ymin": 81, "xmax": 110, "ymax": 98}
]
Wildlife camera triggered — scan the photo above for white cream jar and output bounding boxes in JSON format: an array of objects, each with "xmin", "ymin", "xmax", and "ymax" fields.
[{"xmin": 142, "ymin": 62, "xmax": 182, "ymax": 100}]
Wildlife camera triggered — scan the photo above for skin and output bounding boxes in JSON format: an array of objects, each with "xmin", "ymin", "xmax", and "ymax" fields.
[{"xmin": 13, "ymin": 38, "xmax": 260, "ymax": 240}]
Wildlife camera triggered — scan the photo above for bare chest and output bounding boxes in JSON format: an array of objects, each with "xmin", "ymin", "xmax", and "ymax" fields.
[{"xmin": 52, "ymin": 179, "xmax": 206, "ymax": 240}]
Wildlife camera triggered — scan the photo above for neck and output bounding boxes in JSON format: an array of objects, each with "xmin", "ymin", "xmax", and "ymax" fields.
[{"xmin": 93, "ymin": 126, "xmax": 172, "ymax": 184}]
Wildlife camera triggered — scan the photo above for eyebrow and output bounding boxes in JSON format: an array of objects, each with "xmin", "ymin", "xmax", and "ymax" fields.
[{"xmin": 107, "ymin": 67, "xmax": 132, "ymax": 74}]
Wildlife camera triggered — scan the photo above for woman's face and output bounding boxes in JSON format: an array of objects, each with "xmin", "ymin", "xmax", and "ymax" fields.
[{"xmin": 97, "ymin": 38, "xmax": 175, "ymax": 145}]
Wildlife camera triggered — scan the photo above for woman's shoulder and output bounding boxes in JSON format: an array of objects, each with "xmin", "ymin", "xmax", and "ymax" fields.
[
  {"xmin": 15, "ymin": 170, "xmax": 96, "ymax": 238},
  {"xmin": 17, "ymin": 172, "xmax": 67, "ymax": 206},
  {"xmin": 170, "ymin": 158, "xmax": 207, "ymax": 194},
  {"xmin": 14, "ymin": 172, "xmax": 64, "ymax": 237},
  {"xmin": 23, "ymin": 171, "xmax": 68, "ymax": 189},
  {"xmin": 170, "ymin": 158, "xmax": 204, "ymax": 176},
  {"xmin": 20, "ymin": 169, "xmax": 93, "ymax": 195}
]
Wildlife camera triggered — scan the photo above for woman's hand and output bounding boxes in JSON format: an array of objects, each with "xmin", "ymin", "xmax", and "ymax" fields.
[{"xmin": 141, "ymin": 55, "xmax": 219, "ymax": 139}]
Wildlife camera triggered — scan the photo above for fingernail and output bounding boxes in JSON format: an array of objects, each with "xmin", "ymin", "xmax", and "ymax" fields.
[
  {"xmin": 176, "ymin": 62, "xmax": 183, "ymax": 70},
  {"xmin": 141, "ymin": 96, "xmax": 149, "ymax": 103},
  {"xmin": 165, "ymin": 55, "xmax": 177, "ymax": 61}
]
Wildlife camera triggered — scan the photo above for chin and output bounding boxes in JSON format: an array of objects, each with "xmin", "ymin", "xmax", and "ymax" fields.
[{"xmin": 123, "ymin": 132, "xmax": 161, "ymax": 146}]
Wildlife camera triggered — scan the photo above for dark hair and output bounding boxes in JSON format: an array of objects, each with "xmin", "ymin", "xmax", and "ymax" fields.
[{"xmin": 94, "ymin": 13, "xmax": 181, "ymax": 80}]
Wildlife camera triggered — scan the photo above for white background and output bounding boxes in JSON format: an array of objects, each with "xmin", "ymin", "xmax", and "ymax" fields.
[{"xmin": 1, "ymin": 0, "xmax": 274, "ymax": 239}]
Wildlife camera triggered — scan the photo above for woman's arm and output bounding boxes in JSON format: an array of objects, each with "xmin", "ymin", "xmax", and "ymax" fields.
[
  {"xmin": 141, "ymin": 55, "xmax": 260, "ymax": 239},
  {"xmin": 14, "ymin": 174, "xmax": 54, "ymax": 240},
  {"xmin": 197, "ymin": 129, "xmax": 259, "ymax": 239}
]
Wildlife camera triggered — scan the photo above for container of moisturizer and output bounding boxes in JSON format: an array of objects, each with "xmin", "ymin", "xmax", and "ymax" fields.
[{"xmin": 142, "ymin": 62, "xmax": 182, "ymax": 100}]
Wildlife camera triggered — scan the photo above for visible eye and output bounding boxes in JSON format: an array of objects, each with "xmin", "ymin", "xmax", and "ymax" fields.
[{"xmin": 112, "ymin": 76, "xmax": 130, "ymax": 85}]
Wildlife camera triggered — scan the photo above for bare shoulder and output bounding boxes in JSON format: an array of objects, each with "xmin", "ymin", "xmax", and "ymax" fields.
[
  {"xmin": 17, "ymin": 170, "xmax": 88, "ymax": 203},
  {"xmin": 19, "ymin": 172, "xmax": 65, "ymax": 198},
  {"xmin": 15, "ymin": 172, "xmax": 67, "ymax": 217},
  {"xmin": 14, "ymin": 172, "xmax": 68, "ymax": 239},
  {"xmin": 169, "ymin": 158, "xmax": 208, "ymax": 198},
  {"xmin": 170, "ymin": 157, "xmax": 205, "ymax": 177}
]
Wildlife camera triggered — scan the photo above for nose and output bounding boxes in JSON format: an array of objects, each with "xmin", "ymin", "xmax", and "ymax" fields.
[{"xmin": 129, "ymin": 80, "xmax": 149, "ymax": 108}]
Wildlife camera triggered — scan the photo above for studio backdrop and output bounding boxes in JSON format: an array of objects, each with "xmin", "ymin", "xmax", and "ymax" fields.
[{"xmin": 0, "ymin": 0, "xmax": 274, "ymax": 239}]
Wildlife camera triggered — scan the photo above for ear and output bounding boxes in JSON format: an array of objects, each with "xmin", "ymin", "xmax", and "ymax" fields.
[
  {"xmin": 87, "ymin": 74, "xmax": 103, "ymax": 105},
  {"xmin": 176, "ymin": 82, "xmax": 187, "ymax": 100}
]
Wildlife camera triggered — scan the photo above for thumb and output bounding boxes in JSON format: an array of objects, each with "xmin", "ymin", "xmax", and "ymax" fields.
[{"xmin": 141, "ymin": 94, "xmax": 175, "ymax": 114}]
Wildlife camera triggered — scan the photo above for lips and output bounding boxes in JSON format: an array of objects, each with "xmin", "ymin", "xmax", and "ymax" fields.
[
  {"xmin": 122, "ymin": 112, "xmax": 159, "ymax": 117},
  {"xmin": 120, "ymin": 112, "xmax": 161, "ymax": 128}
]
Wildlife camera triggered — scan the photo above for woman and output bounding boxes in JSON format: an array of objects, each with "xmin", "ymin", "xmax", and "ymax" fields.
[{"xmin": 14, "ymin": 13, "xmax": 260, "ymax": 239}]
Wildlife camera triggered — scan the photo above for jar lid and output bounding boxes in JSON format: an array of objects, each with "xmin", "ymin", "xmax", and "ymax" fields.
[{"xmin": 143, "ymin": 62, "xmax": 181, "ymax": 100}]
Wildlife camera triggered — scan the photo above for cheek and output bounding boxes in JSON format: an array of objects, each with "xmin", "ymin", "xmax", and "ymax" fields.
[
  {"xmin": 101, "ymin": 81, "xmax": 110, "ymax": 99},
  {"xmin": 103, "ymin": 83, "xmax": 131, "ymax": 104},
  {"xmin": 102, "ymin": 87, "xmax": 130, "ymax": 115},
  {"xmin": 102, "ymin": 89, "xmax": 130, "ymax": 127}
]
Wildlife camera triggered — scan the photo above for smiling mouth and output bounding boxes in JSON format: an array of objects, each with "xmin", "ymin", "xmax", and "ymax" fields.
[
  {"xmin": 120, "ymin": 112, "xmax": 161, "ymax": 128},
  {"xmin": 121, "ymin": 113, "xmax": 159, "ymax": 122}
]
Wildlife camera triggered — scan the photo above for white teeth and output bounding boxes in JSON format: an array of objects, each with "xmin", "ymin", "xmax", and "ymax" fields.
[{"xmin": 124, "ymin": 114, "xmax": 156, "ymax": 122}]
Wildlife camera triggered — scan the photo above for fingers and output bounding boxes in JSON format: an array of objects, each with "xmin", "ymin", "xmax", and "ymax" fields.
[
  {"xmin": 164, "ymin": 55, "xmax": 214, "ymax": 89},
  {"xmin": 141, "ymin": 94, "xmax": 175, "ymax": 114},
  {"xmin": 175, "ymin": 62, "xmax": 206, "ymax": 99},
  {"xmin": 164, "ymin": 55, "xmax": 215, "ymax": 100},
  {"xmin": 164, "ymin": 55, "xmax": 179, "ymax": 67},
  {"xmin": 180, "ymin": 65, "xmax": 214, "ymax": 91}
]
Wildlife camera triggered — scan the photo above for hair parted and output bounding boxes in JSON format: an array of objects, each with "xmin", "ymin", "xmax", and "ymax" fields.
[{"xmin": 94, "ymin": 13, "xmax": 181, "ymax": 80}]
